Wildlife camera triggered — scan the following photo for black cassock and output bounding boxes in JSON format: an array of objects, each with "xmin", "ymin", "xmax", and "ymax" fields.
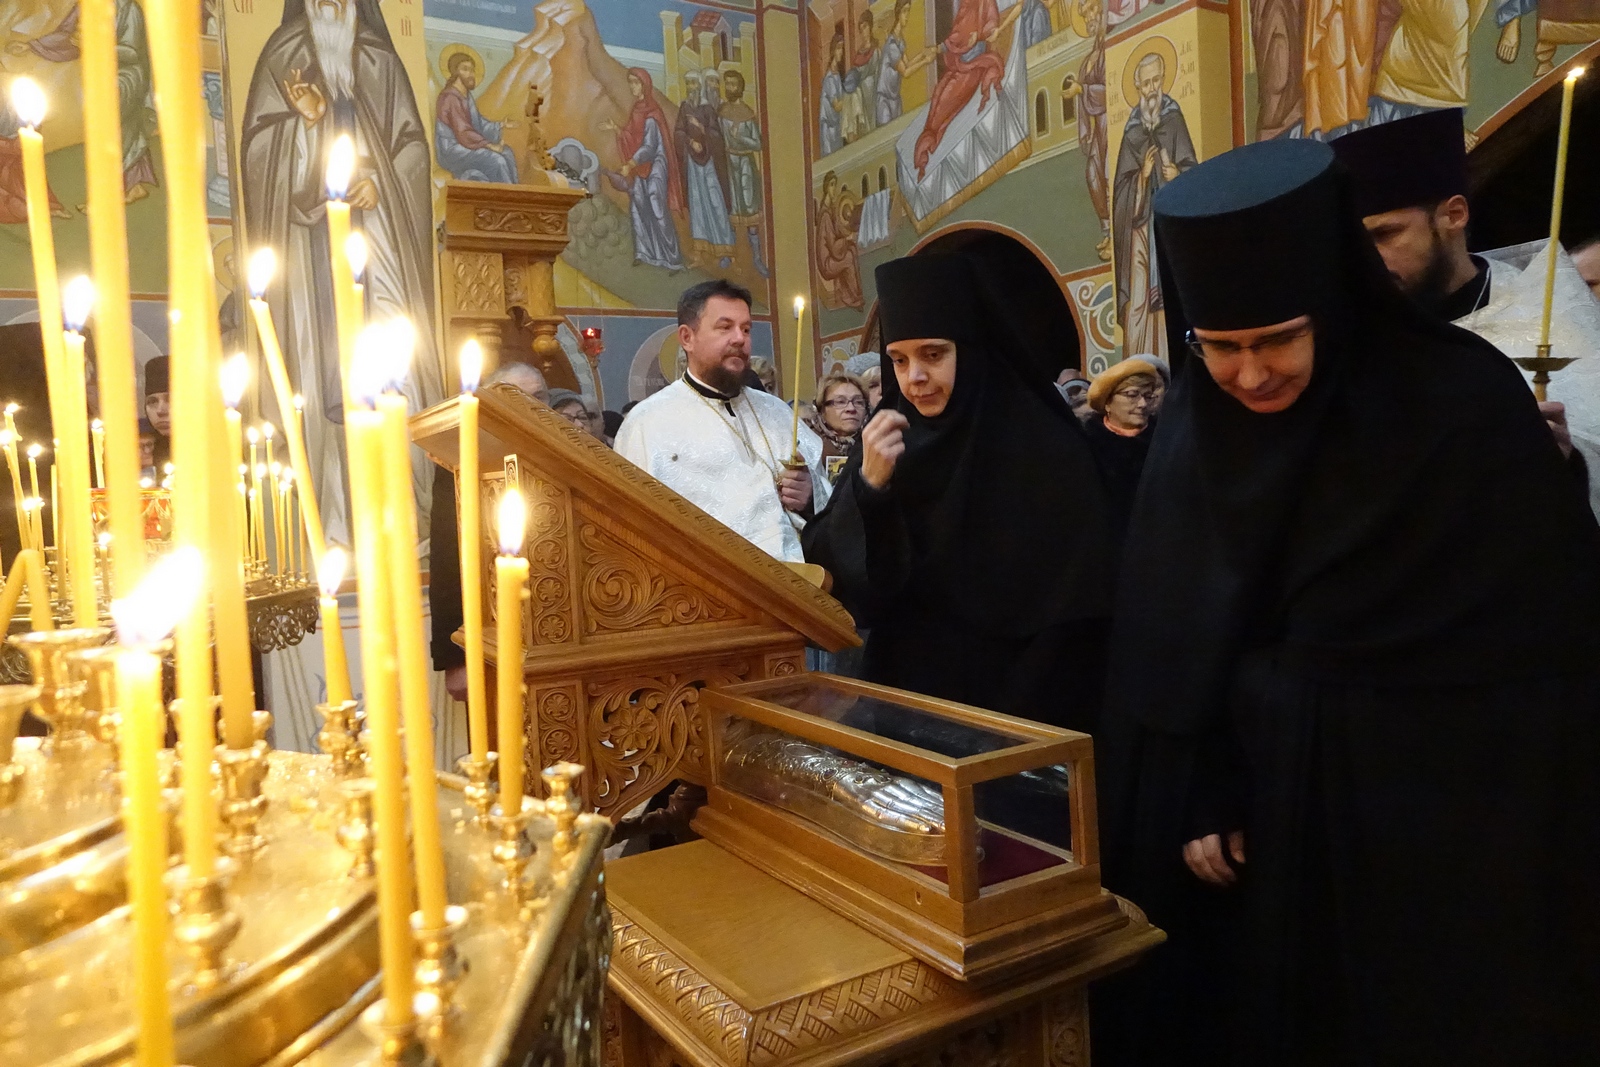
[
  {"xmin": 802, "ymin": 254, "xmax": 1115, "ymax": 733},
  {"xmin": 1098, "ymin": 141, "xmax": 1600, "ymax": 1066}
]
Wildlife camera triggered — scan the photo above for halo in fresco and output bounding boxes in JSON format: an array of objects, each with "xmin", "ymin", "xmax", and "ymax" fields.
[{"xmin": 1121, "ymin": 35, "xmax": 1178, "ymax": 108}]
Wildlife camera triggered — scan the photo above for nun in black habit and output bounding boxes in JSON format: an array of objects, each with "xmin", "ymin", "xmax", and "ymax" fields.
[
  {"xmin": 1097, "ymin": 139, "xmax": 1600, "ymax": 1065},
  {"xmin": 801, "ymin": 253, "xmax": 1115, "ymax": 733}
]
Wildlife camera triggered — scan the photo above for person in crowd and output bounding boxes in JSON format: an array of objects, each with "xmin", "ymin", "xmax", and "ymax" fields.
[
  {"xmin": 1331, "ymin": 108, "xmax": 1580, "ymax": 462},
  {"xmin": 1056, "ymin": 368, "xmax": 1092, "ymax": 421},
  {"xmin": 548, "ymin": 388, "xmax": 599, "ymax": 438},
  {"xmin": 430, "ymin": 360, "xmax": 549, "ymax": 699},
  {"xmin": 1573, "ymin": 236, "xmax": 1600, "ymax": 300},
  {"xmin": 1098, "ymin": 138, "xmax": 1600, "ymax": 1067},
  {"xmin": 615, "ymin": 279, "xmax": 830, "ymax": 563},
  {"xmin": 802, "ymin": 254, "xmax": 1115, "ymax": 732},
  {"xmin": 1136, "ymin": 353, "xmax": 1170, "ymax": 413},
  {"xmin": 602, "ymin": 409, "xmax": 624, "ymax": 441},
  {"xmin": 143, "ymin": 355, "xmax": 171, "ymax": 470},
  {"xmin": 808, "ymin": 371, "xmax": 869, "ymax": 481},
  {"xmin": 859, "ymin": 365, "xmax": 882, "ymax": 411},
  {"xmin": 750, "ymin": 355, "xmax": 779, "ymax": 394},
  {"xmin": 1083, "ymin": 358, "xmax": 1160, "ymax": 540}
]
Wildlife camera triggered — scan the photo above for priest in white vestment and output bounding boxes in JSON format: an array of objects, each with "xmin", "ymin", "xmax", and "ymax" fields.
[{"xmin": 617, "ymin": 280, "xmax": 831, "ymax": 562}]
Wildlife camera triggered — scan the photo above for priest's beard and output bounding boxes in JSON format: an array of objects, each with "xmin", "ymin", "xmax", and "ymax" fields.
[
  {"xmin": 1412, "ymin": 222, "xmax": 1459, "ymax": 311},
  {"xmin": 695, "ymin": 353, "xmax": 747, "ymax": 396},
  {"xmin": 306, "ymin": 0, "xmax": 358, "ymax": 100}
]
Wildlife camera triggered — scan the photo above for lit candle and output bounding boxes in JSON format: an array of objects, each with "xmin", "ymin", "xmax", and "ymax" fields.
[
  {"xmin": 246, "ymin": 427, "xmax": 262, "ymax": 563},
  {"xmin": 496, "ymin": 489, "xmax": 529, "ymax": 805},
  {"xmin": 375, "ymin": 323, "xmax": 448, "ymax": 928},
  {"xmin": 11, "ymin": 80, "xmax": 69, "ymax": 474},
  {"xmin": 458, "ymin": 340, "xmax": 489, "ymax": 761},
  {"xmin": 790, "ymin": 296, "xmax": 807, "ymax": 458},
  {"xmin": 345, "ymin": 231, "xmax": 368, "ymax": 359},
  {"xmin": 325, "ymin": 138, "xmax": 358, "ymax": 401},
  {"xmin": 346, "ymin": 336, "xmax": 416, "ymax": 1028},
  {"xmin": 23, "ymin": 500, "xmax": 43, "ymax": 557},
  {"xmin": 1539, "ymin": 66, "xmax": 1585, "ymax": 349},
  {"xmin": 50, "ymin": 462, "xmax": 59, "ymax": 558},
  {"xmin": 237, "ymin": 466, "xmax": 250, "ymax": 562},
  {"xmin": 244, "ymin": 251, "xmax": 326, "ymax": 561},
  {"xmin": 221, "ymin": 356, "xmax": 249, "ymax": 561},
  {"xmin": 0, "ymin": 548, "xmax": 54, "ymax": 631},
  {"xmin": 61, "ymin": 277, "xmax": 100, "ymax": 628},
  {"xmin": 79, "ymin": 0, "xmax": 143, "ymax": 597},
  {"xmin": 262, "ymin": 423, "xmax": 279, "ymax": 573},
  {"xmin": 316, "ymin": 547, "xmax": 353, "ymax": 705},
  {"xmin": 25, "ymin": 445, "xmax": 42, "ymax": 547},
  {"xmin": 111, "ymin": 547, "xmax": 201, "ymax": 1067},
  {"xmin": 90, "ymin": 419, "xmax": 105, "ymax": 489},
  {"xmin": 0, "ymin": 428, "xmax": 26, "ymax": 549},
  {"xmin": 280, "ymin": 468, "xmax": 298, "ymax": 577}
]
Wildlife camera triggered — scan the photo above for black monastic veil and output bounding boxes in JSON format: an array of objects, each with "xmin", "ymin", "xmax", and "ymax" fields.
[
  {"xmin": 802, "ymin": 253, "xmax": 1115, "ymax": 732},
  {"xmin": 1097, "ymin": 139, "xmax": 1600, "ymax": 1066}
]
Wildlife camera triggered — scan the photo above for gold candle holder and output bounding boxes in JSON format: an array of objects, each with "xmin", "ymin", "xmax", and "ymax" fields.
[
  {"xmin": 337, "ymin": 777, "xmax": 376, "ymax": 878},
  {"xmin": 71, "ymin": 644, "xmax": 125, "ymax": 748},
  {"xmin": 490, "ymin": 795, "xmax": 539, "ymax": 906},
  {"xmin": 358, "ymin": 1000, "xmax": 437, "ymax": 1066},
  {"xmin": 411, "ymin": 903, "xmax": 469, "ymax": 1036},
  {"xmin": 9, "ymin": 627, "xmax": 111, "ymax": 752},
  {"xmin": 1512, "ymin": 343, "xmax": 1578, "ymax": 404},
  {"xmin": 216, "ymin": 741, "xmax": 269, "ymax": 858},
  {"xmin": 456, "ymin": 752, "xmax": 496, "ymax": 824},
  {"xmin": 541, "ymin": 762, "xmax": 584, "ymax": 881},
  {"xmin": 169, "ymin": 855, "xmax": 242, "ymax": 992},
  {"xmin": 0, "ymin": 683, "xmax": 39, "ymax": 805},
  {"xmin": 315, "ymin": 699, "xmax": 362, "ymax": 776}
]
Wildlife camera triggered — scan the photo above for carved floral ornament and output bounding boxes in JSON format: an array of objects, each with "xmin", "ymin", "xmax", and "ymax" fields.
[{"xmin": 473, "ymin": 206, "xmax": 569, "ymax": 236}]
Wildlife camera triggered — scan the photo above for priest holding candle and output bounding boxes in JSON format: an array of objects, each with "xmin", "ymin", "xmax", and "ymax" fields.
[{"xmin": 615, "ymin": 280, "xmax": 830, "ymax": 563}]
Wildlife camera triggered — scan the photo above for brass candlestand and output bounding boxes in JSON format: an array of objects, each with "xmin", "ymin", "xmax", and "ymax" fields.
[
  {"xmin": 542, "ymin": 762, "xmax": 584, "ymax": 884},
  {"xmin": 1513, "ymin": 344, "xmax": 1577, "ymax": 403},
  {"xmin": 169, "ymin": 855, "xmax": 242, "ymax": 992},
  {"xmin": 456, "ymin": 752, "xmax": 496, "ymax": 824},
  {"xmin": 217, "ymin": 713, "xmax": 271, "ymax": 858},
  {"xmin": 411, "ymin": 903, "xmax": 469, "ymax": 1037},
  {"xmin": 316, "ymin": 699, "xmax": 362, "ymax": 776},
  {"xmin": 9, "ymin": 628, "xmax": 110, "ymax": 753},
  {"xmin": 491, "ymin": 794, "xmax": 540, "ymax": 914},
  {"xmin": 337, "ymin": 777, "xmax": 377, "ymax": 878},
  {"xmin": 0, "ymin": 684, "xmax": 38, "ymax": 805},
  {"xmin": 359, "ymin": 1001, "xmax": 437, "ymax": 1067}
]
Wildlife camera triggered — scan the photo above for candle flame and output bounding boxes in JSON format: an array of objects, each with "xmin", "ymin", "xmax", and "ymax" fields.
[
  {"xmin": 162, "ymin": 462, "xmax": 174, "ymax": 475},
  {"xmin": 255, "ymin": 463, "xmax": 268, "ymax": 478},
  {"xmin": 262, "ymin": 421, "xmax": 276, "ymax": 440},
  {"xmin": 497, "ymin": 489, "xmax": 527, "ymax": 555},
  {"xmin": 317, "ymin": 546, "xmax": 348, "ymax": 598},
  {"xmin": 281, "ymin": 466, "xmax": 294, "ymax": 484},
  {"xmin": 61, "ymin": 276, "xmax": 95, "ymax": 333},
  {"xmin": 293, "ymin": 394, "xmax": 305, "ymax": 412},
  {"xmin": 112, "ymin": 545, "xmax": 205, "ymax": 646},
  {"xmin": 97, "ymin": 532, "xmax": 111, "ymax": 549},
  {"xmin": 345, "ymin": 232, "xmax": 368, "ymax": 281},
  {"xmin": 91, "ymin": 418, "xmax": 102, "ymax": 431},
  {"xmin": 140, "ymin": 477, "xmax": 153, "ymax": 489},
  {"xmin": 220, "ymin": 353, "xmax": 250, "ymax": 410},
  {"xmin": 0, "ymin": 430, "xmax": 10, "ymax": 447},
  {"xmin": 10, "ymin": 78, "xmax": 45, "ymax": 129},
  {"xmin": 793, "ymin": 295, "xmax": 806, "ymax": 318},
  {"xmin": 4, "ymin": 403, "xmax": 17, "ymax": 415},
  {"xmin": 351, "ymin": 324, "xmax": 391, "ymax": 406},
  {"xmin": 1569, "ymin": 66, "xmax": 1585, "ymax": 81},
  {"xmin": 378, "ymin": 319, "xmax": 416, "ymax": 394},
  {"xmin": 247, "ymin": 248, "xmax": 276, "ymax": 298},
  {"xmin": 26, "ymin": 443, "xmax": 41, "ymax": 459},
  {"xmin": 246, "ymin": 426, "xmax": 260, "ymax": 445},
  {"xmin": 326, "ymin": 135, "xmax": 355, "ymax": 199},
  {"xmin": 460, "ymin": 339, "xmax": 483, "ymax": 394},
  {"xmin": 237, "ymin": 463, "xmax": 248, "ymax": 476}
]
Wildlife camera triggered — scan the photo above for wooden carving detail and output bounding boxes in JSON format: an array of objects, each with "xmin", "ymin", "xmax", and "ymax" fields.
[
  {"xmin": 1044, "ymin": 989, "xmax": 1088, "ymax": 1067},
  {"xmin": 532, "ymin": 681, "xmax": 584, "ymax": 768},
  {"xmin": 450, "ymin": 251, "xmax": 506, "ymax": 315},
  {"xmin": 763, "ymin": 650, "xmax": 803, "ymax": 677},
  {"xmin": 527, "ymin": 474, "xmax": 576, "ymax": 645},
  {"xmin": 885, "ymin": 1021, "xmax": 1017, "ymax": 1067},
  {"xmin": 503, "ymin": 263, "xmax": 528, "ymax": 309},
  {"xmin": 611, "ymin": 914, "xmax": 753, "ymax": 1064},
  {"xmin": 583, "ymin": 661, "xmax": 752, "ymax": 817},
  {"xmin": 474, "ymin": 206, "xmax": 568, "ymax": 235},
  {"xmin": 577, "ymin": 521, "xmax": 737, "ymax": 634},
  {"xmin": 747, "ymin": 960, "xmax": 955, "ymax": 1065}
]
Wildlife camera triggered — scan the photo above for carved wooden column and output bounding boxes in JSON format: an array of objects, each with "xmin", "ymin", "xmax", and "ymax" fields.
[{"xmin": 441, "ymin": 180, "xmax": 587, "ymax": 375}]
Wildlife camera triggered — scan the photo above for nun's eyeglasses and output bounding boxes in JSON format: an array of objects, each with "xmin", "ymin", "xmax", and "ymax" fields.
[{"xmin": 1186, "ymin": 324, "xmax": 1314, "ymax": 361}]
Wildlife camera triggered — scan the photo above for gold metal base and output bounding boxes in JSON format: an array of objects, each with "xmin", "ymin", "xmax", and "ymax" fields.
[
  {"xmin": 169, "ymin": 856, "xmax": 242, "ymax": 992},
  {"xmin": 0, "ymin": 684, "xmax": 38, "ymax": 806},
  {"xmin": 542, "ymin": 762, "xmax": 584, "ymax": 884},
  {"xmin": 359, "ymin": 1001, "xmax": 439, "ymax": 1066},
  {"xmin": 8, "ymin": 627, "xmax": 111, "ymax": 752},
  {"xmin": 316, "ymin": 699, "xmax": 363, "ymax": 776},
  {"xmin": 337, "ymin": 777, "xmax": 377, "ymax": 878},
  {"xmin": 1512, "ymin": 344, "xmax": 1579, "ymax": 403},
  {"xmin": 491, "ymin": 797, "xmax": 539, "ymax": 910},
  {"xmin": 411, "ymin": 903, "xmax": 469, "ymax": 1037},
  {"xmin": 217, "ymin": 741, "xmax": 270, "ymax": 858},
  {"xmin": 456, "ymin": 753, "xmax": 496, "ymax": 825}
]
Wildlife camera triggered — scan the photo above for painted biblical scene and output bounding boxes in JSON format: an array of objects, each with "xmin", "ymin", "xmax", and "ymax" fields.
[
  {"xmin": 1243, "ymin": 0, "xmax": 1600, "ymax": 143},
  {"xmin": 803, "ymin": 0, "xmax": 1115, "ymax": 347},
  {"xmin": 422, "ymin": 0, "xmax": 777, "ymax": 314}
]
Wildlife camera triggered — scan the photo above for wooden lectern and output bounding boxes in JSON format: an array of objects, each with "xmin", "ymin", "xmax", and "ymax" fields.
[{"xmin": 413, "ymin": 385, "xmax": 1161, "ymax": 1067}]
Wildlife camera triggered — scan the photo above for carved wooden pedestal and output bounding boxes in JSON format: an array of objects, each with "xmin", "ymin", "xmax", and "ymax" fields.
[
  {"xmin": 440, "ymin": 180, "xmax": 587, "ymax": 381},
  {"xmin": 410, "ymin": 385, "xmax": 858, "ymax": 816}
]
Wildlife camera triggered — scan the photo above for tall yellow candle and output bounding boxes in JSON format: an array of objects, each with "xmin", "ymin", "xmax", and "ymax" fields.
[
  {"xmin": 49, "ymin": 463, "xmax": 59, "ymax": 557},
  {"xmin": 25, "ymin": 446, "xmax": 42, "ymax": 546},
  {"xmin": 208, "ymin": 402, "xmax": 256, "ymax": 750},
  {"xmin": 1, "ymin": 429, "xmax": 26, "ymax": 549},
  {"xmin": 790, "ymin": 296, "xmax": 807, "ymax": 458},
  {"xmin": 1539, "ymin": 66, "xmax": 1585, "ymax": 349},
  {"xmin": 496, "ymin": 489, "xmax": 529, "ymax": 805},
  {"xmin": 0, "ymin": 548, "xmax": 55, "ymax": 631},
  {"xmin": 244, "ymin": 251, "xmax": 326, "ymax": 561},
  {"xmin": 237, "ymin": 468, "xmax": 250, "ymax": 562},
  {"xmin": 346, "ymin": 341, "xmax": 416, "ymax": 1028},
  {"xmin": 90, "ymin": 420, "xmax": 104, "ymax": 489},
  {"xmin": 316, "ymin": 548, "xmax": 353, "ymax": 705},
  {"xmin": 457, "ymin": 340, "xmax": 489, "ymax": 761},
  {"xmin": 344, "ymin": 232, "xmax": 368, "ymax": 375},
  {"xmin": 61, "ymin": 278, "xmax": 101, "ymax": 628},
  {"xmin": 262, "ymin": 423, "xmax": 280, "ymax": 573},
  {"xmin": 325, "ymin": 138, "xmax": 358, "ymax": 401},
  {"xmin": 109, "ymin": 548, "xmax": 200, "ymax": 1067},
  {"xmin": 222, "ymin": 355, "xmax": 249, "ymax": 560},
  {"xmin": 23, "ymin": 500, "xmax": 43, "ymax": 557},
  {"xmin": 79, "ymin": 0, "xmax": 143, "ymax": 596},
  {"xmin": 376, "ymin": 330, "xmax": 448, "ymax": 928}
]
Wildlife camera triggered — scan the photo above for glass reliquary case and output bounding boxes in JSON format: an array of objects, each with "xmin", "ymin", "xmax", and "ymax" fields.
[{"xmin": 695, "ymin": 674, "xmax": 1129, "ymax": 982}]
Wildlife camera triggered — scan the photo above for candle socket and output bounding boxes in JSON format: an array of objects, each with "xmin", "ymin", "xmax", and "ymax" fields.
[
  {"xmin": 457, "ymin": 752, "xmax": 497, "ymax": 824},
  {"xmin": 1512, "ymin": 344, "xmax": 1577, "ymax": 405},
  {"xmin": 217, "ymin": 740, "xmax": 269, "ymax": 858},
  {"xmin": 541, "ymin": 762, "xmax": 584, "ymax": 882},
  {"xmin": 316, "ymin": 700, "xmax": 363, "ymax": 776},
  {"xmin": 490, "ymin": 795, "xmax": 540, "ymax": 909},
  {"xmin": 169, "ymin": 856, "xmax": 242, "ymax": 992},
  {"xmin": 71, "ymin": 645, "xmax": 128, "ymax": 750},
  {"xmin": 411, "ymin": 904, "xmax": 470, "ymax": 1037},
  {"xmin": 337, "ymin": 777, "xmax": 377, "ymax": 878},
  {"xmin": 359, "ymin": 1001, "xmax": 438, "ymax": 1066},
  {"xmin": 0, "ymin": 684, "xmax": 40, "ymax": 806},
  {"xmin": 9, "ymin": 627, "xmax": 112, "ymax": 754}
]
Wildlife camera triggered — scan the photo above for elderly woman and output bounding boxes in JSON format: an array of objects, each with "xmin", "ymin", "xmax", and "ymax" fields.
[
  {"xmin": 803, "ymin": 254, "xmax": 1115, "ymax": 732},
  {"xmin": 1083, "ymin": 359, "xmax": 1160, "ymax": 541},
  {"xmin": 807, "ymin": 371, "xmax": 870, "ymax": 481}
]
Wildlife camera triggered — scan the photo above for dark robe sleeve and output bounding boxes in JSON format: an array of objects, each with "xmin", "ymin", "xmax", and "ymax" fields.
[
  {"xmin": 429, "ymin": 465, "xmax": 465, "ymax": 672},
  {"xmin": 801, "ymin": 462, "xmax": 911, "ymax": 627}
]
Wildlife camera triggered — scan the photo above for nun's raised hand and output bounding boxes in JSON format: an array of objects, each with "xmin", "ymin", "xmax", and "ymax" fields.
[
  {"xmin": 1183, "ymin": 830, "xmax": 1245, "ymax": 887},
  {"xmin": 860, "ymin": 410, "xmax": 908, "ymax": 490}
]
